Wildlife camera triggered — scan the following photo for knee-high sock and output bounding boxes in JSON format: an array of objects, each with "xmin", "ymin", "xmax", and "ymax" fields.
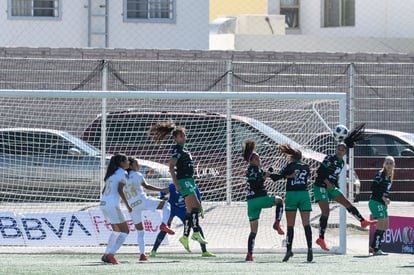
[
  {"xmin": 304, "ymin": 224, "xmax": 312, "ymax": 249},
  {"xmin": 162, "ymin": 202, "xmax": 171, "ymax": 224},
  {"xmin": 319, "ymin": 215, "xmax": 328, "ymax": 239},
  {"xmin": 191, "ymin": 208, "xmax": 200, "ymax": 232},
  {"xmin": 286, "ymin": 226, "xmax": 294, "ymax": 251},
  {"xmin": 105, "ymin": 231, "xmax": 120, "ymax": 254},
  {"xmin": 137, "ymin": 230, "xmax": 145, "ymax": 254},
  {"xmin": 346, "ymin": 205, "xmax": 364, "ymax": 222},
  {"xmin": 371, "ymin": 229, "xmax": 385, "ymax": 251},
  {"xmin": 276, "ymin": 203, "xmax": 284, "ymax": 221},
  {"xmin": 109, "ymin": 232, "xmax": 128, "ymax": 255},
  {"xmin": 152, "ymin": 230, "xmax": 167, "ymax": 252},
  {"xmin": 184, "ymin": 213, "xmax": 192, "ymax": 237},
  {"xmin": 248, "ymin": 232, "xmax": 257, "ymax": 254},
  {"xmin": 198, "ymin": 226, "xmax": 207, "ymax": 252}
]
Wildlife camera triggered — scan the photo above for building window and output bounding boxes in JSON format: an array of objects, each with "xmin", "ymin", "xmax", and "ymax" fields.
[
  {"xmin": 280, "ymin": 0, "xmax": 299, "ymax": 28},
  {"xmin": 10, "ymin": 0, "xmax": 59, "ymax": 18},
  {"xmin": 125, "ymin": 0, "xmax": 175, "ymax": 22},
  {"xmin": 323, "ymin": 0, "xmax": 355, "ymax": 27}
]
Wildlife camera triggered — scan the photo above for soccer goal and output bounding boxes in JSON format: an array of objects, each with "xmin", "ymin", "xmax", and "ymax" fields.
[{"xmin": 0, "ymin": 90, "xmax": 348, "ymax": 254}]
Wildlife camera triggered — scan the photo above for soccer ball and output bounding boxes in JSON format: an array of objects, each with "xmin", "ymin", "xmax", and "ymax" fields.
[{"xmin": 333, "ymin": 124, "xmax": 349, "ymax": 141}]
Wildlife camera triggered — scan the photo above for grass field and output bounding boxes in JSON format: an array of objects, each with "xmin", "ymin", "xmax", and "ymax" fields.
[{"xmin": 1, "ymin": 252, "xmax": 413, "ymax": 275}]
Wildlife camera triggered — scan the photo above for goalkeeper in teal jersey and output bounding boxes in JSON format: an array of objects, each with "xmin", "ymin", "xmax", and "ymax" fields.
[
  {"xmin": 148, "ymin": 121, "xmax": 208, "ymax": 253},
  {"xmin": 269, "ymin": 144, "xmax": 313, "ymax": 262},
  {"xmin": 369, "ymin": 156, "xmax": 395, "ymax": 256},
  {"xmin": 314, "ymin": 136, "xmax": 377, "ymax": 251},
  {"xmin": 242, "ymin": 139, "xmax": 284, "ymax": 262}
]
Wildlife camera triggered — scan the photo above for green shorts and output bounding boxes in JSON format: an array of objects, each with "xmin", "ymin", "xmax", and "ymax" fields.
[
  {"xmin": 177, "ymin": 178, "xmax": 197, "ymax": 197},
  {"xmin": 285, "ymin": 191, "xmax": 312, "ymax": 212},
  {"xmin": 369, "ymin": 199, "xmax": 388, "ymax": 219},
  {"xmin": 247, "ymin": 195, "xmax": 276, "ymax": 221},
  {"xmin": 313, "ymin": 185, "xmax": 343, "ymax": 202}
]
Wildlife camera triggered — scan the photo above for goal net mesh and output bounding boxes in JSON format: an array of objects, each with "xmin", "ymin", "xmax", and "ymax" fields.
[{"xmin": 0, "ymin": 91, "xmax": 346, "ymax": 254}]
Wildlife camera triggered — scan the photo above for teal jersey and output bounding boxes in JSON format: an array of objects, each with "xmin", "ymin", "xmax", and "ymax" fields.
[
  {"xmin": 270, "ymin": 161, "xmax": 310, "ymax": 191},
  {"xmin": 246, "ymin": 164, "xmax": 268, "ymax": 200},
  {"xmin": 315, "ymin": 155, "xmax": 344, "ymax": 188},
  {"xmin": 370, "ymin": 170, "xmax": 392, "ymax": 204}
]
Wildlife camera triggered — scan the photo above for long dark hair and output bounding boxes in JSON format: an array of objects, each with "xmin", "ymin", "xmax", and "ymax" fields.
[
  {"xmin": 104, "ymin": 153, "xmax": 127, "ymax": 181},
  {"xmin": 343, "ymin": 123, "xmax": 366, "ymax": 148},
  {"xmin": 148, "ymin": 121, "xmax": 187, "ymax": 144},
  {"xmin": 278, "ymin": 143, "xmax": 302, "ymax": 161},
  {"xmin": 242, "ymin": 139, "xmax": 256, "ymax": 162}
]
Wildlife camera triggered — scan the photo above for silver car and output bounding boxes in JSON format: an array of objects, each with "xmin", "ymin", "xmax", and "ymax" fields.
[{"xmin": 0, "ymin": 128, "xmax": 171, "ymax": 202}]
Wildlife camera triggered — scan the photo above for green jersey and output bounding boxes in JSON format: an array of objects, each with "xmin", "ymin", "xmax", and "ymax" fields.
[
  {"xmin": 370, "ymin": 170, "xmax": 392, "ymax": 204},
  {"xmin": 315, "ymin": 155, "xmax": 344, "ymax": 188},
  {"xmin": 171, "ymin": 143, "xmax": 194, "ymax": 179}
]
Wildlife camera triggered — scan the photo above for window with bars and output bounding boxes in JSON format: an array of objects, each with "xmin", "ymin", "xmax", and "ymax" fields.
[
  {"xmin": 323, "ymin": 0, "xmax": 355, "ymax": 27},
  {"xmin": 280, "ymin": 0, "xmax": 300, "ymax": 29},
  {"xmin": 125, "ymin": 0, "xmax": 174, "ymax": 22},
  {"xmin": 10, "ymin": 0, "xmax": 59, "ymax": 18}
]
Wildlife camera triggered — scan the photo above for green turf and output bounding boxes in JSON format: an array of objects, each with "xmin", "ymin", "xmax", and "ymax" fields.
[{"xmin": 1, "ymin": 253, "xmax": 413, "ymax": 275}]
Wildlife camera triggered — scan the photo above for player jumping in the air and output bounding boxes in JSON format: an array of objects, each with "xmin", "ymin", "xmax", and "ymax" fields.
[{"xmin": 314, "ymin": 124, "xmax": 377, "ymax": 251}]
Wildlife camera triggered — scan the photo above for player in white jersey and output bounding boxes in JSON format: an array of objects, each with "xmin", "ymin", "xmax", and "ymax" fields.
[
  {"xmin": 125, "ymin": 157, "xmax": 175, "ymax": 261},
  {"xmin": 100, "ymin": 153, "xmax": 131, "ymax": 265}
]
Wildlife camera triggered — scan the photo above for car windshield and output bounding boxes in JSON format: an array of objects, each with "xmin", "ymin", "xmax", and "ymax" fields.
[
  {"xmin": 245, "ymin": 117, "xmax": 303, "ymax": 149},
  {"xmin": 401, "ymin": 133, "xmax": 414, "ymax": 145},
  {"xmin": 62, "ymin": 132, "xmax": 101, "ymax": 156}
]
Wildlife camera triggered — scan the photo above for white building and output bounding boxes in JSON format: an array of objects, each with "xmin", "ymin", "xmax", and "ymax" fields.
[
  {"xmin": 211, "ymin": 0, "xmax": 414, "ymax": 53},
  {"xmin": 0, "ymin": 0, "xmax": 209, "ymax": 49}
]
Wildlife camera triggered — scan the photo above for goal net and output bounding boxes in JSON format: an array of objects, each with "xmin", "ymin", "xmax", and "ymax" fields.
[{"xmin": 0, "ymin": 90, "xmax": 348, "ymax": 254}]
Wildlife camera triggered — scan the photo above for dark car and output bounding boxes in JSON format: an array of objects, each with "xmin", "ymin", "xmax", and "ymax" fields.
[
  {"xmin": 82, "ymin": 110, "xmax": 342, "ymax": 202},
  {"xmin": 307, "ymin": 129, "xmax": 414, "ymax": 201},
  {"xmin": 0, "ymin": 128, "xmax": 171, "ymax": 202}
]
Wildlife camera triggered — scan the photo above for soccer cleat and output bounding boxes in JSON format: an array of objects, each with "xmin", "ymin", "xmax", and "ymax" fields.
[
  {"xmin": 360, "ymin": 219, "xmax": 377, "ymax": 228},
  {"xmin": 191, "ymin": 232, "xmax": 208, "ymax": 244},
  {"xmin": 307, "ymin": 248, "xmax": 313, "ymax": 262},
  {"xmin": 273, "ymin": 220, "xmax": 285, "ymax": 235},
  {"xmin": 245, "ymin": 252, "xmax": 254, "ymax": 262},
  {"xmin": 373, "ymin": 249, "xmax": 388, "ymax": 256},
  {"xmin": 149, "ymin": 250, "xmax": 157, "ymax": 257},
  {"xmin": 201, "ymin": 251, "xmax": 216, "ymax": 257},
  {"xmin": 316, "ymin": 237, "xmax": 330, "ymax": 251},
  {"xmin": 179, "ymin": 235, "xmax": 191, "ymax": 252},
  {"xmin": 160, "ymin": 223, "xmax": 175, "ymax": 235},
  {"xmin": 104, "ymin": 254, "xmax": 119, "ymax": 264},
  {"xmin": 139, "ymin": 253, "xmax": 148, "ymax": 261},
  {"xmin": 282, "ymin": 250, "xmax": 294, "ymax": 262}
]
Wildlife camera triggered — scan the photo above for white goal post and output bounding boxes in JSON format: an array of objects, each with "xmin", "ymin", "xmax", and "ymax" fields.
[{"xmin": 0, "ymin": 89, "xmax": 348, "ymax": 254}]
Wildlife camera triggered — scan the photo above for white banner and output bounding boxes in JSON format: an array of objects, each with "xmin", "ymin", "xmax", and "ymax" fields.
[{"xmin": 0, "ymin": 211, "xmax": 25, "ymax": 246}]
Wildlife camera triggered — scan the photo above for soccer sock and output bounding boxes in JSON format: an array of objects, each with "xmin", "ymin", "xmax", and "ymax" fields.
[
  {"xmin": 184, "ymin": 213, "xmax": 192, "ymax": 237},
  {"xmin": 371, "ymin": 229, "xmax": 385, "ymax": 251},
  {"xmin": 152, "ymin": 230, "xmax": 167, "ymax": 252},
  {"xmin": 248, "ymin": 232, "xmax": 257, "ymax": 254},
  {"xmin": 104, "ymin": 231, "xmax": 120, "ymax": 254},
  {"xmin": 304, "ymin": 224, "xmax": 312, "ymax": 249},
  {"xmin": 275, "ymin": 202, "xmax": 284, "ymax": 221},
  {"xmin": 346, "ymin": 205, "xmax": 364, "ymax": 222},
  {"xmin": 137, "ymin": 230, "xmax": 145, "ymax": 254},
  {"xmin": 198, "ymin": 227, "xmax": 207, "ymax": 252},
  {"xmin": 161, "ymin": 202, "xmax": 171, "ymax": 224},
  {"xmin": 109, "ymin": 232, "xmax": 128, "ymax": 255},
  {"xmin": 191, "ymin": 208, "xmax": 201, "ymax": 233},
  {"xmin": 319, "ymin": 215, "xmax": 328, "ymax": 239},
  {"xmin": 286, "ymin": 226, "xmax": 294, "ymax": 251}
]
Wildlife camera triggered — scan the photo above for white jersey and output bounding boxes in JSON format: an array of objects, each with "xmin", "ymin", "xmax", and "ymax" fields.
[
  {"xmin": 124, "ymin": 170, "xmax": 148, "ymax": 207},
  {"xmin": 101, "ymin": 167, "xmax": 127, "ymax": 206}
]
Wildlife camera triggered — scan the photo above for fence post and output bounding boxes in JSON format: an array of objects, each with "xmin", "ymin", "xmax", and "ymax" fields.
[
  {"xmin": 348, "ymin": 63, "xmax": 355, "ymax": 202},
  {"xmin": 226, "ymin": 60, "xmax": 233, "ymax": 205}
]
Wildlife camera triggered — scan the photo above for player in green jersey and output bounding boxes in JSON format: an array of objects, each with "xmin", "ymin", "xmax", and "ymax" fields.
[
  {"xmin": 369, "ymin": 156, "xmax": 395, "ymax": 256},
  {"xmin": 242, "ymin": 139, "xmax": 284, "ymax": 261},
  {"xmin": 269, "ymin": 144, "xmax": 313, "ymax": 262},
  {"xmin": 148, "ymin": 121, "xmax": 207, "ymax": 252}
]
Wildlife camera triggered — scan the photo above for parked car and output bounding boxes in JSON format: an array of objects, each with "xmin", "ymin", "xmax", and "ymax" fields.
[
  {"xmin": 0, "ymin": 128, "xmax": 171, "ymax": 202},
  {"xmin": 307, "ymin": 129, "xmax": 414, "ymax": 201},
  {"xmin": 82, "ymin": 110, "xmax": 358, "ymax": 201}
]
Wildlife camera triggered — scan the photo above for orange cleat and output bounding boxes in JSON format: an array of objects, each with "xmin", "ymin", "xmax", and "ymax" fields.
[
  {"xmin": 361, "ymin": 219, "xmax": 377, "ymax": 228},
  {"xmin": 139, "ymin": 253, "xmax": 148, "ymax": 261},
  {"xmin": 160, "ymin": 223, "xmax": 175, "ymax": 235},
  {"xmin": 273, "ymin": 220, "xmax": 285, "ymax": 235},
  {"xmin": 316, "ymin": 237, "xmax": 330, "ymax": 251},
  {"xmin": 245, "ymin": 252, "xmax": 254, "ymax": 262},
  {"xmin": 103, "ymin": 254, "xmax": 119, "ymax": 264}
]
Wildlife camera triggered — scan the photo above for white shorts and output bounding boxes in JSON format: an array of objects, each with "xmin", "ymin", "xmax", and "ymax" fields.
[
  {"xmin": 100, "ymin": 201, "xmax": 126, "ymax": 225},
  {"xmin": 128, "ymin": 197, "xmax": 162, "ymax": 224}
]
